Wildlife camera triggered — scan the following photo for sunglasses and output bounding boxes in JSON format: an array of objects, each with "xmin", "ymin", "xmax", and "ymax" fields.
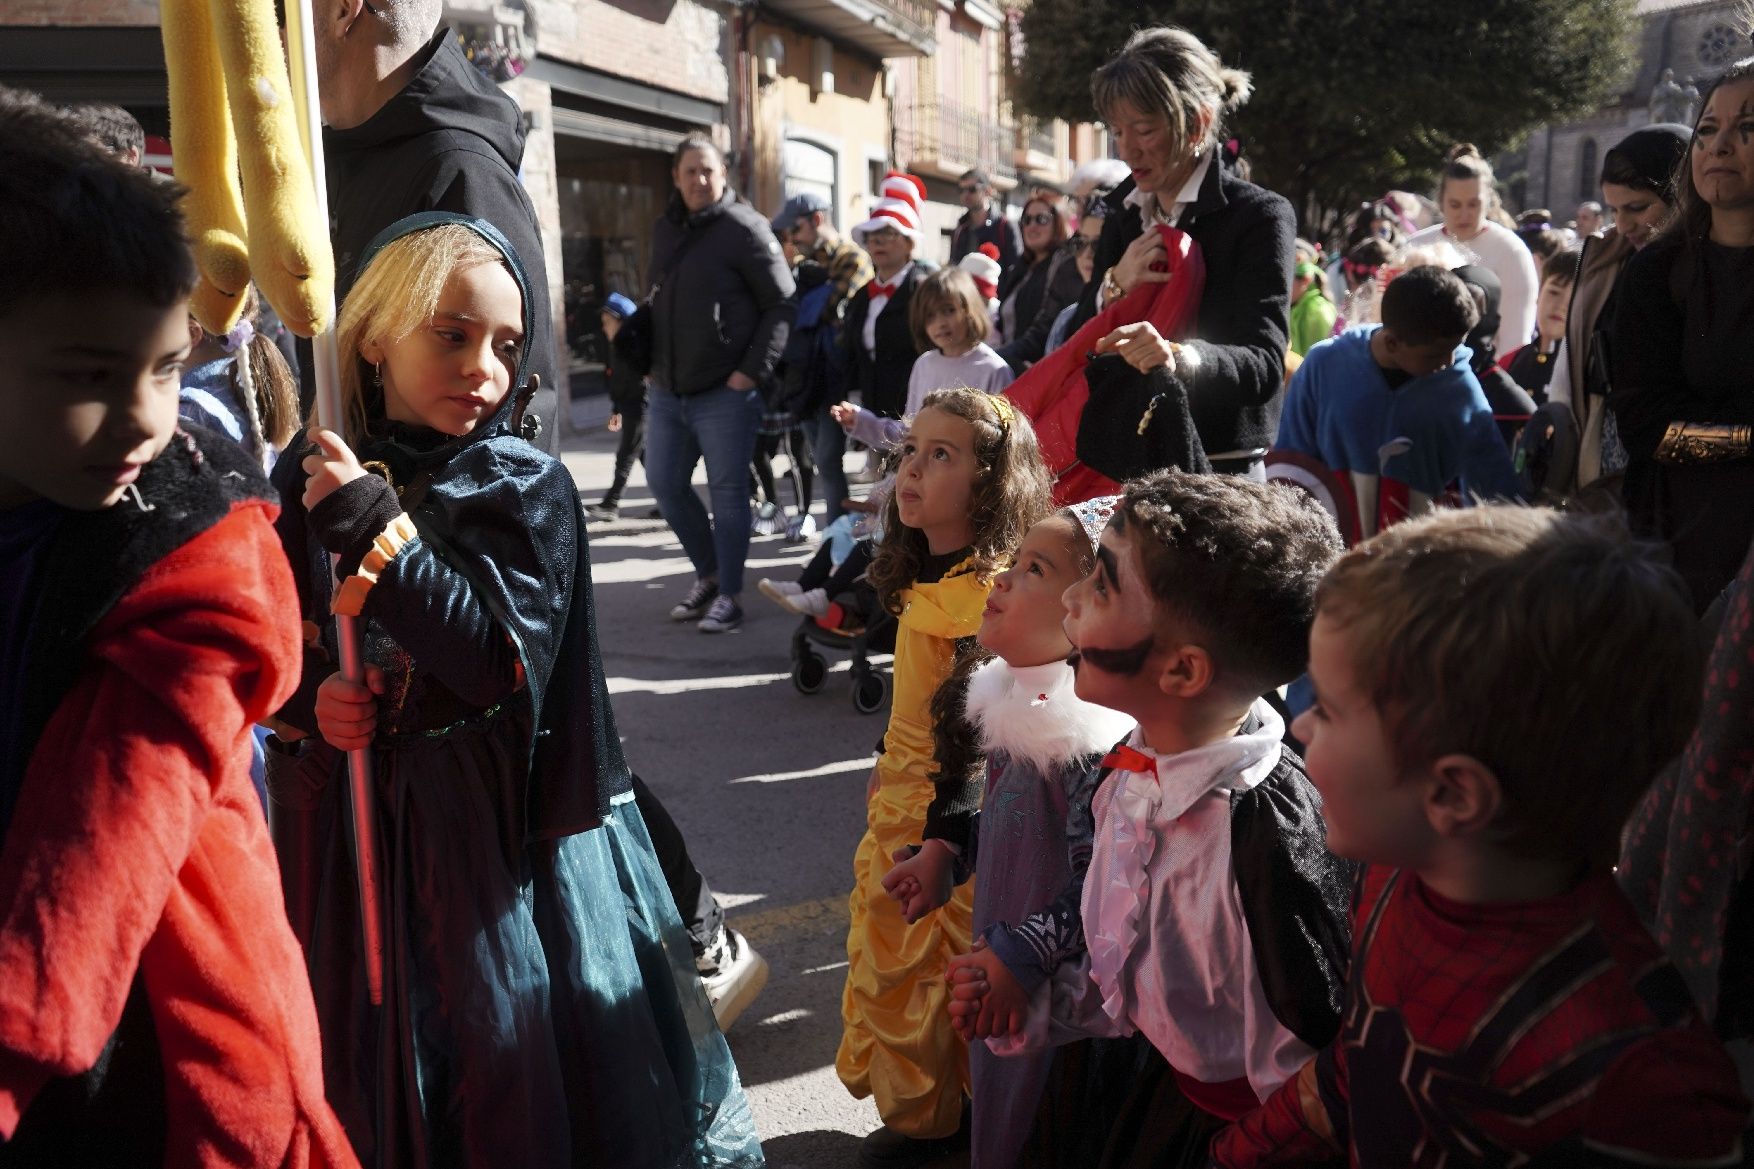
[
  {"xmin": 958, "ymin": 184, "xmax": 983, "ymax": 194},
  {"xmin": 1021, "ymin": 212, "xmax": 1056, "ymax": 227},
  {"xmin": 1067, "ymin": 237, "xmax": 1096, "ymax": 254}
]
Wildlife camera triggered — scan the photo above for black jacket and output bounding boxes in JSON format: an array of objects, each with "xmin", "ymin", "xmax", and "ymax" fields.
[
  {"xmin": 1071, "ymin": 161, "xmax": 1295, "ymax": 457},
  {"xmin": 842, "ymin": 265, "xmax": 929, "ymax": 420},
  {"xmin": 648, "ymin": 187, "xmax": 795, "ymax": 397},
  {"xmin": 319, "ymin": 29, "xmax": 560, "ymax": 453},
  {"xmin": 995, "ymin": 247, "xmax": 1085, "ymax": 371},
  {"xmin": 951, "ymin": 207, "xmax": 1023, "ymax": 268}
]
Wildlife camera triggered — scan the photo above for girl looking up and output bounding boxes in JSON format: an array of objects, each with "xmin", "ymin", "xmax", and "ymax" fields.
[
  {"xmin": 837, "ymin": 387, "xmax": 1052, "ymax": 1166},
  {"xmin": 268, "ymin": 213, "xmax": 764, "ymax": 1169},
  {"xmin": 885, "ymin": 499, "xmax": 1134, "ymax": 1169}
]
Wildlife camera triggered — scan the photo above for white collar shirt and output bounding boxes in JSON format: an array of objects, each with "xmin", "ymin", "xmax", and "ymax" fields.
[
  {"xmin": 1079, "ymin": 698, "xmax": 1314, "ymax": 1103},
  {"xmin": 862, "ymin": 261, "xmax": 915, "ymax": 357},
  {"xmin": 1123, "ymin": 151, "xmax": 1214, "ymax": 230}
]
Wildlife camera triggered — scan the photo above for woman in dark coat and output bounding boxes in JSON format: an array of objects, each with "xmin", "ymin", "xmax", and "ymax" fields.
[
  {"xmin": 994, "ymin": 195, "xmax": 1084, "ymax": 370},
  {"xmin": 1608, "ymin": 61, "xmax": 1754, "ymax": 612},
  {"xmin": 1062, "ymin": 26, "xmax": 1296, "ymax": 478}
]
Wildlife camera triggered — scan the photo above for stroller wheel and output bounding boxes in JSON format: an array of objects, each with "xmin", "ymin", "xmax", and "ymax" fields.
[
  {"xmin": 792, "ymin": 651, "xmax": 829, "ymax": 695},
  {"xmin": 851, "ymin": 668, "xmax": 890, "ymax": 715}
]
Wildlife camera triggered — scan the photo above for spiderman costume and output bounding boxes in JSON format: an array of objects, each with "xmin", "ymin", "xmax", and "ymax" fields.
[{"xmin": 1212, "ymin": 866, "xmax": 1749, "ymax": 1167}]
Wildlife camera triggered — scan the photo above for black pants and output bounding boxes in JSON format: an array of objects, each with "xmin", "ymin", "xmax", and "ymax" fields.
[
  {"xmin": 631, "ymin": 773, "xmax": 722, "ymax": 955},
  {"xmin": 800, "ymin": 537, "xmax": 873, "ymax": 594},
  {"xmin": 601, "ymin": 402, "xmax": 647, "ymax": 509},
  {"xmin": 752, "ymin": 425, "xmax": 814, "ymax": 516}
]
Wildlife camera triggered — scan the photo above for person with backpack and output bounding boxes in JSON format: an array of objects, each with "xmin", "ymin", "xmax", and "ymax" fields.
[{"xmin": 773, "ymin": 193, "xmax": 872, "ymax": 526}]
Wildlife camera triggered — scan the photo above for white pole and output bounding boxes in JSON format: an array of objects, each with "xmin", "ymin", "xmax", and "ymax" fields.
[{"xmin": 283, "ymin": 0, "xmax": 386, "ymax": 1009}]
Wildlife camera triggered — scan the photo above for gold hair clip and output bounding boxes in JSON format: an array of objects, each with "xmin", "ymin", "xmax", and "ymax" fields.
[{"xmin": 989, "ymin": 394, "xmax": 1017, "ymax": 430}]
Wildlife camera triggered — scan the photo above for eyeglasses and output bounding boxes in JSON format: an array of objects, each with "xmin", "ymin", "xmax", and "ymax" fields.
[
  {"xmin": 865, "ymin": 227, "xmax": 902, "ymax": 243},
  {"xmin": 1021, "ymin": 212, "xmax": 1055, "ymax": 227},
  {"xmin": 958, "ymin": 184, "xmax": 983, "ymax": 194}
]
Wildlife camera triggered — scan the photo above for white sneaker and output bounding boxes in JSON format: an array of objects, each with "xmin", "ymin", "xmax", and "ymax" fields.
[
  {"xmin": 784, "ymin": 513, "xmax": 818, "ymax": 544},
  {"xmin": 697, "ymin": 927, "xmax": 769, "ymax": 1031},
  {"xmin": 757, "ymin": 578, "xmax": 803, "ymax": 611},
  {"xmin": 793, "ymin": 587, "xmax": 830, "ymax": 618}
]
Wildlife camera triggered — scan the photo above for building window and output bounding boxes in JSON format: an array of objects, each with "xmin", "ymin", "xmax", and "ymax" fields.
[
  {"xmin": 1699, "ymin": 23, "xmax": 1740, "ymax": 70},
  {"xmin": 1579, "ymin": 138, "xmax": 1598, "ymax": 203},
  {"xmin": 783, "ymin": 136, "xmax": 838, "ymax": 218}
]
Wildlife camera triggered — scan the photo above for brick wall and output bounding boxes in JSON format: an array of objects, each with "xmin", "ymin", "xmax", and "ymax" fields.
[
  {"xmin": 1, "ymin": 0, "xmax": 156, "ymax": 25},
  {"xmin": 531, "ymin": 0, "xmax": 728, "ymax": 104}
]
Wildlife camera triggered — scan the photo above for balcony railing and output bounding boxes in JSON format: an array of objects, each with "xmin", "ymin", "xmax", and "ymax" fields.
[
  {"xmin": 893, "ymin": 97, "xmax": 1017, "ymax": 182},
  {"xmin": 877, "ymin": 0, "xmax": 937, "ymax": 51},
  {"xmin": 1019, "ymin": 116, "xmax": 1057, "ymax": 160}
]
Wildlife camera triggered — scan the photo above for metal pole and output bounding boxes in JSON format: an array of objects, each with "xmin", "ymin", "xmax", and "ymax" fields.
[{"xmin": 283, "ymin": 0, "xmax": 386, "ymax": 1008}]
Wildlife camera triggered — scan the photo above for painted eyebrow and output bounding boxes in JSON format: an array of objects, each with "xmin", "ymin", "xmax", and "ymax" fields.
[{"xmin": 1095, "ymin": 545, "xmax": 1121, "ymax": 593}]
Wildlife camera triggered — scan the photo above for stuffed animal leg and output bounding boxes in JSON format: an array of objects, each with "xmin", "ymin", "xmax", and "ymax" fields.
[
  {"xmin": 207, "ymin": 0, "xmax": 334, "ymax": 337},
  {"xmin": 161, "ymin": 0, "xmax": 251, "ymax": 335}
]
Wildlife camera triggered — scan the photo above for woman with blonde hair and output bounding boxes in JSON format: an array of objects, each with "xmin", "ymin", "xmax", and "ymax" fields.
[
  {"xmin": 1057, "ymin": 25, "xmax": 1297, "ymax": 482},
  {"xmin": 268, "ymin": 212, "xmax": 764, "ymax": 1168},
  {"xmin": 1403, "ymin": 145, "xmax": 1539, "ymax": 356}
]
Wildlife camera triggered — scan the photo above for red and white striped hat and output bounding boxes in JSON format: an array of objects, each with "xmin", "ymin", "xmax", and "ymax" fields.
[
  {"xmin": 854, "ymin": 171, "xmax": 927, "ymax": 244},
  {"xmin": 879, "ymin": 171, "xmax": 926, "ymax": 216},
  {"xmin": 853, "ymin": 197, "xmax": 922, "ymax": 244}
]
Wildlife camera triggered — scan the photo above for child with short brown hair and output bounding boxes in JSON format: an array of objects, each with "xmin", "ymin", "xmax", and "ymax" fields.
[
  {"xmin": 1500, "ymin": 246, "xmax": 1580, "ymax": 403},
  {"xmin": 1214, "ymin": 505, "xmax": 1750, "ymax": 1167},
  {"xmin": 835, "ymin": 268, "xmax": 1013, "ymax": 453}
]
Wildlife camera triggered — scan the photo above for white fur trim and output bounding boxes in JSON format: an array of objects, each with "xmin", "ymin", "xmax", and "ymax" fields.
[{"xmin": 964, "ymin": 658, "xmax": 1135, "ymax": 775}]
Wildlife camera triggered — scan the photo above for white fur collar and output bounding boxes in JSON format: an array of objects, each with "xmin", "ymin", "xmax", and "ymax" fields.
[{"xmin": 965, "ymin": 658, "xmax": 1136, "ymax": 775}]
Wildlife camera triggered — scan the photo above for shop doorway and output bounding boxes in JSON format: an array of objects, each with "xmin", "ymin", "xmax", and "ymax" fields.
[{"xmin": 555, "ymin": 134, "xmax": 670, "ymax": 398}]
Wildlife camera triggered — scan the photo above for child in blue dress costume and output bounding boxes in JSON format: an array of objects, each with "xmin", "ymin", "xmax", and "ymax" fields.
[{"xmin": 267, "ymin": 212, "xmax": 763, "ymax": 1169}]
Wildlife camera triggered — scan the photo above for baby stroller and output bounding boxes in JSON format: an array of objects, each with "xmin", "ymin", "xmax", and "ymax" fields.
[{"xmin": 790, "ymin": 593, "xmax": 896, "ymax": 715}]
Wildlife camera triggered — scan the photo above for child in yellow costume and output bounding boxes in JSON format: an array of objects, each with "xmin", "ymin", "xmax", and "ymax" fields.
[{"xmin": 838, "ymin": 387, "xmax": 1052, "ymax": 1164}]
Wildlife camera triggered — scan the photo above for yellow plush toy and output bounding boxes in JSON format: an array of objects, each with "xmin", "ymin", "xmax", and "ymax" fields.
[{"xmin": 161, "ymin": 0, "xmax": 333, "ymax": 338}]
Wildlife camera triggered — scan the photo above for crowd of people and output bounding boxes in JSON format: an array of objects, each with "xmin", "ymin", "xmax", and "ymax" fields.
[{"xmin": 3, "ymin": 3, "xmax": 1754, "ymax": 1169}]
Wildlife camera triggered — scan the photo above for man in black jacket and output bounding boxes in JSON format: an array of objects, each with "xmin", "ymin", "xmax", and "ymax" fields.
[
  {"xmin": 949, "ymin": 168, "xmax": 1022, "ymax": 269},
  {"xmin": 646, "ymin": 135, "xmax": 795, "ymax": 635},
  {"xmin": 312, "ymin": 2, "xmax": 560, "ymax": 453}
]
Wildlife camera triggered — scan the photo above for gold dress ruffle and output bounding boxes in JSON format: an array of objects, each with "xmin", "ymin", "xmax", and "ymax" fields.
[{"xmin": 836, "ymin": 561, "xmax": 991, "ymax": 1138}]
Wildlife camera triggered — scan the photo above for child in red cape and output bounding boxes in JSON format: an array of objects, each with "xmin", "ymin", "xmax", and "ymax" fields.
[{"xmin": 0, "ymin": 89, "xmax": 356, "ymax": 1167}]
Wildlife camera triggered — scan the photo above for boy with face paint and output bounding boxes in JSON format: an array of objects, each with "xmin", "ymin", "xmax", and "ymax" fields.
[{"xmin": 969, "ymin": 470, "xmax": 1353, "ymax": 1165}]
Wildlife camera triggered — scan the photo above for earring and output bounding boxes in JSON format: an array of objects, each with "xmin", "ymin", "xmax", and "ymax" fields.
[{"xmin": 372, "ymin": 362, "xmax": 383, "ymax": 388}]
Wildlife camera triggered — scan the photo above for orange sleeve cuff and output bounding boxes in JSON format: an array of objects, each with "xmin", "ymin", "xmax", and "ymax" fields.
[{"xmin": 330, "ymin": 513, "xmax": 419, "ymax": 617}]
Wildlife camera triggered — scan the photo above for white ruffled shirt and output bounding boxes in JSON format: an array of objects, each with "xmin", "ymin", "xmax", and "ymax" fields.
[{"xmin": 1078, "ymin": 700, "xmax": 1314, "ymax": 1101}]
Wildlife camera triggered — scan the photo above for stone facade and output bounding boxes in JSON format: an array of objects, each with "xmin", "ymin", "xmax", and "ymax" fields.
[{"xmin": 1513, "ymin": 0, "xmax": 1740, "ymax": 216}]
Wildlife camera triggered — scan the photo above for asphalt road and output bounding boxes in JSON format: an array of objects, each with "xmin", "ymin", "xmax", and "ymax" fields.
[{"xmin": 558, "ymin": 405, "xmax": 962, "ymax": 1169}]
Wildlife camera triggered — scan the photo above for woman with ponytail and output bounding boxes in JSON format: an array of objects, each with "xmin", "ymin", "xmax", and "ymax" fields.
[
  {"xmin": 1051, "ymin": 26, "xmax": 1296, "ymax": 483},
  {"xmin": 1404, "ymin": 145, "xmax": 1539, "ymax": 357}
]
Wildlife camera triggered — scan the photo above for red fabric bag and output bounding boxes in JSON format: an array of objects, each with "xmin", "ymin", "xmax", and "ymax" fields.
[{"xmin": 1004, "ymin": 225, "xmax": 1206, "ymax": 504}]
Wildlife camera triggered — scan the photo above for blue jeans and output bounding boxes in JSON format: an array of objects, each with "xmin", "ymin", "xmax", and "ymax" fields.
[
  {"xmin": 806, "ymin": 401, "xmax": 848, "ymax": 525},
  {"xmin": 646, "ymin": 382, "xmax": 763, "ymax": 598}
]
